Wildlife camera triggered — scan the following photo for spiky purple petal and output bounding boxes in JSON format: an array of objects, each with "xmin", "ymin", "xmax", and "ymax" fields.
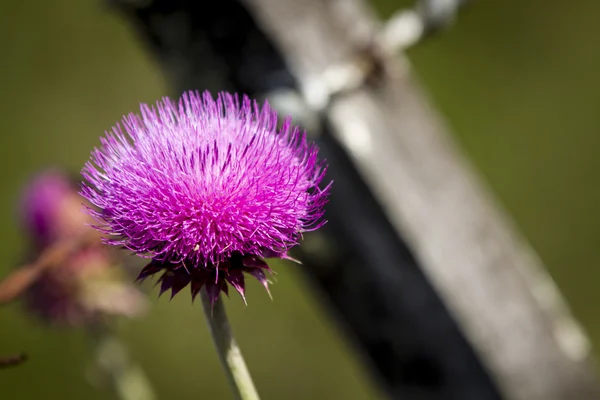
[
  {"xmin": 246, "ymin": 268, "xmax": 272, "ymax": 299},
  {"xmin": 226, "ymin": 268, "xmax": 246, "ymax": 304}
]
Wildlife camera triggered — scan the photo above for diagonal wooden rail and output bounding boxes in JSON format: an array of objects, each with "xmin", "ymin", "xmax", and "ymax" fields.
[{"xmin": 113, "ymin": 0, "xmax": 600, "ymax": 398}]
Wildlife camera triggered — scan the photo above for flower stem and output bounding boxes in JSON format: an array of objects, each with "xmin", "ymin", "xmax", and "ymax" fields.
[
  {"xmin": 200, "ymin": 288, "xmax": 260, "ymax": 400},
  {"xmin": 89, "ymin": 325, "xmax": 157, "ymax": 400}
]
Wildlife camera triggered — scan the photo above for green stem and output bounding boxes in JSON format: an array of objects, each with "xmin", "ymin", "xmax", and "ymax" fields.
[
  {"xmin": 89, "ymin": 326, "xmax": 157, "ymax": 400},
  {"xmin": 200, "ymin": 288, "xmax": 260, "ymax": 400}
]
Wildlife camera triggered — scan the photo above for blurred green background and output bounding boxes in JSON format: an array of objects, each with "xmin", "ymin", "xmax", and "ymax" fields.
[{"xmin": 0, "ymin": 0, "xmax": 598, "ymax": 399}]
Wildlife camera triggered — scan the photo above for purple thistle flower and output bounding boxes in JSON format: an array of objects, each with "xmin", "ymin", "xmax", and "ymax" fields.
[
  {"xmin": 19, "ymin": 170, "xmax": 148, "ymax": 325},
  {"xmin": 81, "ymin": 91, "xmax": 330, "ymax": 305},
  {"xmin": 20, "ymin": 169, "xmax": 89, "ymax": 249}
]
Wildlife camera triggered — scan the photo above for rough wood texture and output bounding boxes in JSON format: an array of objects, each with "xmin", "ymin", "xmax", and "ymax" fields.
[{"xmin": 243, "ymin": 0, "xmax": 600, "ymax": 398}]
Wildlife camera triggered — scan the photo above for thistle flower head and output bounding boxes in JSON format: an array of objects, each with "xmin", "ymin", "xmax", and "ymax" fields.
[
  {"xmin": 19, "ymin": 170, "xmax": 148, "ymax": 325},
  {"xmin": 20, "ymin": 169, "xmax": 88, "ymax": 249},
  {"xmin": 81, "ymin": 91, "xmax": 329, "ymax": 304}
]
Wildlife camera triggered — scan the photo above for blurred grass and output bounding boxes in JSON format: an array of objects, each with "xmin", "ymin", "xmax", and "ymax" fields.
[{"xmin": 1, "ymin": 0, "xmax": 599, "ymax": 399}]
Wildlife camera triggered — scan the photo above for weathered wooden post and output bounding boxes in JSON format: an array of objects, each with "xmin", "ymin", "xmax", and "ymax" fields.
[{"xmin": 113, "ymin": 0, "xmax": 600, "ymax": 398}]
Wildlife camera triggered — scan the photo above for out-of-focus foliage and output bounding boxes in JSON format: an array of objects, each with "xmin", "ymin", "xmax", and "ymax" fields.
[{"xmin": 0, "ymin": 0, "xmax": 599, "ymax": 399}]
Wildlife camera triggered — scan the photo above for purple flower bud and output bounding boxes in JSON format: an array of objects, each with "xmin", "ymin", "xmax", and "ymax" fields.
[
  {"xmin": 20, "ymin": 170, "xmax": 88, "ymax": 249},
  {"xmin": 81, "ymin": 91, "xmax": 330, "ymax": 304},
  {"xmin": 19, "ymin": 170, "xmax": 148, "ymax": 325}
]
